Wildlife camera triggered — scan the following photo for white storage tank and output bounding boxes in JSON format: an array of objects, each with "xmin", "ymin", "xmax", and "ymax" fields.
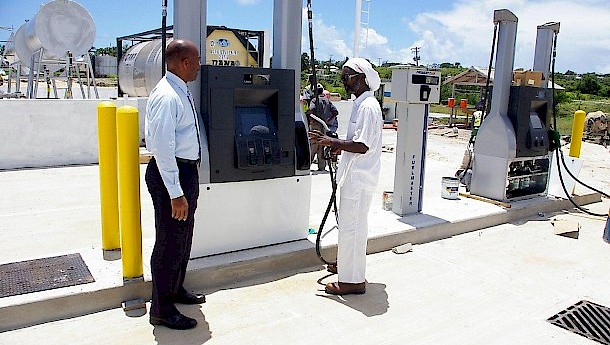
[
  {"xmin": 94, "ymin": 55, "xmax": 117, "ymax": 77},
  {"xmin": 14, "ymin": 0, "xmax": 95, "ymax": 62}
]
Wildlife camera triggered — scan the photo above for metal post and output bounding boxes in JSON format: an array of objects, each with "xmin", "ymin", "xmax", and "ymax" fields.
[
  {"xmin": 161, "ymin": 0, "xmax": 167, "ymax": 76},
  {"xmin": 87, "ymin": 58, "xmax": 99, "ymax": 98},
  {"xmin": 533, "ymin": 22, "xmax": 560, "ymax": 87},
  {"xmin": 16, "ymin": 63, "xmax": 21, "ymax": 93},
  {"xmin": 7, "ymin": 66, "xmax": 13, "ymax": 93},
  {"xmin": 174, "ymin": 0, "xmax": 206, "ymax": 110},
  {"xmin": 75, "ymin": 59, "xmax": 86, "ymax": 98},
  {"xmin": 354, "ymin": 0, "xmax": 362, "ymax": 57},
  {"xmin": 97, "ymin": 101, "xmax": 121, "ymax": 260},
  {"xmin": 117, "ymin": 37, "xmax": 124, "ymax": 97},
  {"xmin": 116, "ymin": 105, "xmax": 143, "ymax": 279},
  {"xmin": 272, "ymin": 0, "xmax": 302, "ymax": 112},
  {"xmin": 27, "ymin": 52, "xmax": 36, "ymax": 98},
  {"xmin": 34, "ymin": 49, "xmax": 44, "ymax": 98},
  {"xmin": 65, "ymin": 52, "xmax": 73, "ymax": 99}
]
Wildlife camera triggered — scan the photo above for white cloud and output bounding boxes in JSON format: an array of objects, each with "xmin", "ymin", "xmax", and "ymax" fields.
[
  {"xmin": 301, "ymin": 8, "xmax": 353, "ymax": 62},
  {"xmin": 406, "ymin": 0, "xmax": 610, "ymax": 73},
  {"xmin": 299, "ymin": 0, "xmax": 610, "ymax": 73}
]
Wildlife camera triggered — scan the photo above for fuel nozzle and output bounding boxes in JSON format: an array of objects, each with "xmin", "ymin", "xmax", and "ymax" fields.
[
  {"xmin": 325, "ymin": 131, "xmax": 339, "ymax": 162},
  {"xmin": 548, "ymin": 129, "xmax": 561, "ymax": 152}
]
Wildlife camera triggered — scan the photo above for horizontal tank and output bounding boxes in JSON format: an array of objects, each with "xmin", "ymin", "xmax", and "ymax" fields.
[
  {"xmin": 118, "ymin": 27, "xmax": 264, "ymax": 97},
  {"xmin": 118, "ymin": 38, "xmax": 170, "ymax": 97},
  {"xmin": 14, "ymin": 0, "xmax": 95, "ymax": 62}
]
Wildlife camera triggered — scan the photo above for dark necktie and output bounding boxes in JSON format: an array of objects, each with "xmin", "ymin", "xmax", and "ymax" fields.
[{"xmin": 186, "ymin": 90, "xmax": 201, "ymax": 161}]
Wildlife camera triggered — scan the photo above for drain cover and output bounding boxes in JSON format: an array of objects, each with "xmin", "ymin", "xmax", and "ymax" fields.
[
  {"xmin": 548, "ymin": 300, "xmax": 610, "ymax": 344},
  {"xmin": 0, "ymin": 253, "xmax": 95, "ymax": 298}
]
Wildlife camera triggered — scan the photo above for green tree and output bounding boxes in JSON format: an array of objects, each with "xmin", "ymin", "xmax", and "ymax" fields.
[
  {"xmin": 95, "ymin": 46, "xmax": 118, "ymax": 57},
  {"xmin": 301, "ymin": 52, "xmax": 310, "ymax": 73},
  {"xmin": 577, "ymin": 74, "xmax": 600, "ymax": 95}
]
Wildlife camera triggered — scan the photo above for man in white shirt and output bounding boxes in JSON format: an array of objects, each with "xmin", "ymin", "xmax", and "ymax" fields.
[
  {"xmin": 144, "ymin": 39, "xmax": 205, "ymax": 330},
  {"xmin": 309, "ymin": 58, "xmax": 382, "ymax": 295}
]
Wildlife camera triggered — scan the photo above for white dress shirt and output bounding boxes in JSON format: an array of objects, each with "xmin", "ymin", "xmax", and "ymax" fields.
[
  {"xmin": 335, "ymin": 90, "xmax": 383, "ymax": 193},
  {"xmin": 145, "ymin": 71, "xmax": 201, "ymax": 199}
]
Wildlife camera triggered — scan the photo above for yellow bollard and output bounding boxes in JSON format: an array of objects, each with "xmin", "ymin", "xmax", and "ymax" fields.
[
  {"xmin": 97, "ymin": 101, "xmax": 121, "ymax": 259},
  {"xmin": 569, "ymin": 110, "xmax": 586, "ymax": 158},
  {"xmin": 116, "ymin": 105, "xmax": 143, "ymax": 280}
]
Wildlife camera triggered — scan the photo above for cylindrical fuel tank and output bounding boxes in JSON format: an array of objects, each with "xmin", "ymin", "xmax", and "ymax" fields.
[
  {"xmin": 118, "ymin": 39, "xmax": 170, "ymax": 97},
  {"xmin": 14, "ymin": 0, "xmax": 95, "ymax": 62}
]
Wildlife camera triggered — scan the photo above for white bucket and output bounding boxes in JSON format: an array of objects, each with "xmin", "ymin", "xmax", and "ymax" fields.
[
  {"xmin": 441, "ymin": 177, "xmax": 460, "ymax": 200},
  {"xmin": 382, "ymin": 191, "xmax": 393, "ymax": 210}
]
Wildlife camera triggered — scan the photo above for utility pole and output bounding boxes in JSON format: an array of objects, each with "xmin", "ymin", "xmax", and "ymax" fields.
[
  {"xmin": 411, "ymin": 46, "xmax": 420, "ymax": 66},
  {"xmin": 377, "ymin": 57, "xmax": 381, "ymax": 67}
]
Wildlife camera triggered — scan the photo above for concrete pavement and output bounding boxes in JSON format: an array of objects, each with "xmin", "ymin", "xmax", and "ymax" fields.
[
  {"xmin": 0, "ymin": 125, "xmax": 608, "ymax": 343},
  {"xmin": 0, "ymin": 199, "xmax": 608, "ymax": 344}
]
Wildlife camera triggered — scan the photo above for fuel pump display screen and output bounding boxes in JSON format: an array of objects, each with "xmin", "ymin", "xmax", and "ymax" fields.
[
  {"xmin": 411, "ymin": 74, "xmax": 440, "ymax": 85},
  {"xmin": 237, "ymin": 106, "xmax": 275, "ymax": 134}
]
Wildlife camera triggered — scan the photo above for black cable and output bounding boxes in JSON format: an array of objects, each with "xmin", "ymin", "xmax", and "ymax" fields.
[
  {"xmin": 306, "ymin": 0, "xmax": 322, "ymax": 120},
  {"xmin": 549, "ymin": 30, "xmax": 608, "ymax": 217},
  {"xmin": 481, "ymin": 22, "xmax": 498, "ymax": 122}
]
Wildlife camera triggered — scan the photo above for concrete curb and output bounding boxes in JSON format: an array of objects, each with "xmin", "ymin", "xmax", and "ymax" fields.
[{"xmin": 0, "ymin": 193, "xmax": 600, "ymax": 332}]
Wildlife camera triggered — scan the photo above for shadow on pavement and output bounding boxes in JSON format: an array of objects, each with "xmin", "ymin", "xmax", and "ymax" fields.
[
  {"xmin": 315, "ymin": 281, "xmax": 389, "ymax": 317},
  {"xmin": 152, "ymin": 305, "xmax": 211, "ymax": 345}
]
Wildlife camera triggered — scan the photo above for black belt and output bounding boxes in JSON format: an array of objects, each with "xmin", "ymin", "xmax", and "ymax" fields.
[{"xmin": 175, "ymin": 157, "xmax": 200, "ymax": 166}]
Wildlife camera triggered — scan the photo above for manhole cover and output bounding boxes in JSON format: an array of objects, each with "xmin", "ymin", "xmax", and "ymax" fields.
[
  {"xmin": 548, "ymin": 300, "xmax": 610, "ymax": 344},
  {"xmin": 0, "ymin": 253, "xmax": 95, "ymax": 298}
]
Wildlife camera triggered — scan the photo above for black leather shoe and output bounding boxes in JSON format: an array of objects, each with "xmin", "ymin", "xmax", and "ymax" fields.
[
  {"xmin": 175, "ymin": 291, "xmax": 206, "ymax": 304},
  {"xmin": 149, "ymin": 313, "xmax": 197, "ymax": 330}
]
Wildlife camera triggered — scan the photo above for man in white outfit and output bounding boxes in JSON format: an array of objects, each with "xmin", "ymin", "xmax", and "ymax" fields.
[{"xmin": 309, "ymin": 58, "xmax": 382, "ymax": 295}]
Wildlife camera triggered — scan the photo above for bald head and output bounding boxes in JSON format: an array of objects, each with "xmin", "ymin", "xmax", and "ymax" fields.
[{"xmin": 166, "ymin": 39, "xmax": 200, "ymax": 82}]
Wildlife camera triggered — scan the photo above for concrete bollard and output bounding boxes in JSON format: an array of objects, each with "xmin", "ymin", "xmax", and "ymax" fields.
[
  {"xmin": 116, "ymin": 105, "xmax": 143, "ymax": 280},
  {"xmin": 569, "ymin": 110, "xmax": 586, "ymax": 158},
  {"xmin": 97, "ymin": 101, "xmax": 121, "ymax": 260}
]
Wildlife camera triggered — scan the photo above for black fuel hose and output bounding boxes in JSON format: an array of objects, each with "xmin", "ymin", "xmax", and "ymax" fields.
[
  {"xmin": 548, "ymin": 30, "xmax": 609, "ymax": 217},
  {"xmin": 315, "ymin": 138, "xmax": 339, "ymax": 266},
  {"xmin": 306, "ymin": 0, "xmax": 338, "ymax": 265}
]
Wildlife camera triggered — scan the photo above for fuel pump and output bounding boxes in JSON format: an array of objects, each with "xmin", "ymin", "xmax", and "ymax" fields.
[
  {"xmin": 173, "ymin": 0, "xmax": 312, "ymax": 258},
  {"xmin": 471, "ymin": 10, "xmax": 556, "ymax": 202},
  {"xmin": 390, "ymin": 66, "xmax": 441, "ymax": 215}
]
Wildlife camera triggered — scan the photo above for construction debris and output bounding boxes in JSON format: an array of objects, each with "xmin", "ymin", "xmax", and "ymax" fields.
[{"xmin": 551, "ymin": 217, "xmax": 580, "ymax": 239}]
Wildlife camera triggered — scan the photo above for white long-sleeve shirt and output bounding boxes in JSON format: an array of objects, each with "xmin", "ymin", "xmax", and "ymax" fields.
[
  {"xmin": 336, "ymin": 90, "xmax": 382, "ymax": 192},
  {"xmin": 145, "ymin": 71, "xmax": 201, "ymax": 199}
]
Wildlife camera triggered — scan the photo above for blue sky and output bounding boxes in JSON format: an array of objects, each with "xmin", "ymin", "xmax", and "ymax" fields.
[{"xmin": 1, "ymin": 0, "xmax": 609, "ymax": 73}]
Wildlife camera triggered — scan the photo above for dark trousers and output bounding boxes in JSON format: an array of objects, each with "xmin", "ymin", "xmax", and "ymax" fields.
[{"xmin": 145, "ymin": 158, "xmax": 199, "ymax": 317}]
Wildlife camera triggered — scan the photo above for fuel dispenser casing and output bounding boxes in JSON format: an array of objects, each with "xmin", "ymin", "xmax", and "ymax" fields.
[
  {"xmin": 503, "ymin": 85, "xmax": 552, "ymax": 199},
  {"xmin": 200, "ymin": 66, "xmax": 295, "ymax": 183},
  {"xmin": 191, "ymin": 65, "xmax": 310, "ymax": 258},
  {"xmin": 507, "ymin": 86, "xmax": 550, "ymax": 158},
  {"xmin": 390, "ymin": 66, "xmax": 441, "ymax": 215}
]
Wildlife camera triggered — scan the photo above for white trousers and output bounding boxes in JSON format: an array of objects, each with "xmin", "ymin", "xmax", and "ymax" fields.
[{"xmin": 337, "ymin": 185, "xmax": 374, "ymax": 283}]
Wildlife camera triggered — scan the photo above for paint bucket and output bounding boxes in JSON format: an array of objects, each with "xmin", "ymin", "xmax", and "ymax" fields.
[
  {"xmin": 441, "ymin": 177, "xmax": 460, "ymax": 200},
  {"xmin": 382, "ymin": 191, "xmax": 393, "ymax": 211}
]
